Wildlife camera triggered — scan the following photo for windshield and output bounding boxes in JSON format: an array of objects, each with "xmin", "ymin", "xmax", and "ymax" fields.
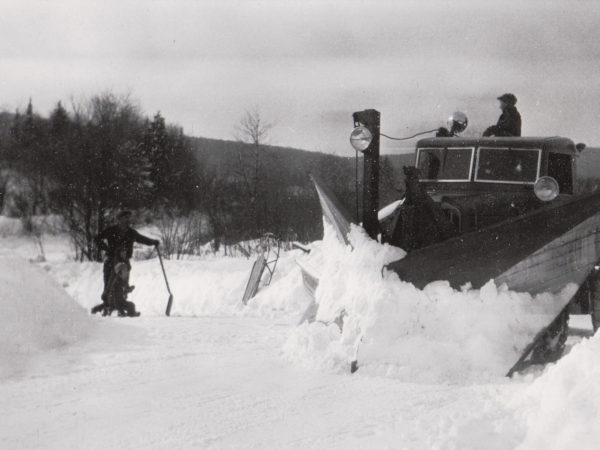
[
  {"xmin": 476, "ymin": 148, "xmax": 540, "ymax": 183},
  {"xmin": 416, "ymin": 147, "xmax": 474, "ymax": 181}
]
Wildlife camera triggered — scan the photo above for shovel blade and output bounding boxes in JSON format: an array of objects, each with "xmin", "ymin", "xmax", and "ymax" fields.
[{"xmin": 165, "ymin": 294, "xmax": 174, "ymax": 316}]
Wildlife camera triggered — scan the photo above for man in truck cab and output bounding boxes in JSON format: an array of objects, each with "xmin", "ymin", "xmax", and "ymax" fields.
[{"xmin": 483, "ymin": 93, "xmax": 522, "ymax": 137}]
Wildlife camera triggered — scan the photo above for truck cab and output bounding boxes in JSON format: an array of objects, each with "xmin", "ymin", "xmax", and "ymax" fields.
[{"xmin": 413, "ymin": 136, "xmax": 579, "ymax": 233}]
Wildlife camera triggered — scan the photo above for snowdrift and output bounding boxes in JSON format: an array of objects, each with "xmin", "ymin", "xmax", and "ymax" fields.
[
  {"xmin": 284, "ymin": 222, "xmax": 575, "ymax": 383},
  {"xmin": 18, "ymin": 218, "xmax": 588, "ymax": 385},
  {"xmin": 515, "ymin": 331, "xmax": 600, "ymax": 449},
  {"xmin": 0, "ymin": 254, "xmax": 92, "ymax": 378},
  {"xmin": 51, "ymin": 250, "xmax": 313, "ymax": 320}
]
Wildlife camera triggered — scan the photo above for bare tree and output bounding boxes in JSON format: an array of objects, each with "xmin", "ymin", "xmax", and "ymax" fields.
[
  {"xmin": 233, "ymin": 108, "xmax": 274, "ymax": 238},
  {"xmin": 156, "ymin": 209, "xmax": 206, "ymax": 260},
  {"xmin": 234, "ymin": 108, "xmax": 274, "ymax": 146}
]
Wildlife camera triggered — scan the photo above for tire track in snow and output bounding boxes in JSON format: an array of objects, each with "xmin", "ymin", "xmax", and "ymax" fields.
[{"xmin": 1, "ymin": 316, "xmax": 527, "ymax": 449}]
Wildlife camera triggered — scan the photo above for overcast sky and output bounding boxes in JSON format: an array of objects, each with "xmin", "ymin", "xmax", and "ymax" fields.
[{"xmin": 2, "ymin": 0, "xmax": 600, "ymax": 154}]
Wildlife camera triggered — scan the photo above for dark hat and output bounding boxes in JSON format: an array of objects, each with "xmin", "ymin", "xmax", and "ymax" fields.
[
  {"xmin": 116, "ymin": 210, "xmax": 132, "ymax": 219},
  {"xmin": 497, "ymin": 93, "xmax": 517, "ymax": 105}
]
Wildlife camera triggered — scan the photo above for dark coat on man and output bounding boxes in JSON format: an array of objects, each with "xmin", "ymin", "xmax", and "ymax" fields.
[
  {"xmin": 483, "ymin": 105, "xmax": 522, "ymax": 137},
  {"xmin": 96, "ymin": 225, "xmax": 158, "ymax": 302},
  {"xmin": 96, "ymin": 225, "xmax": 157, "ymax": 260}
]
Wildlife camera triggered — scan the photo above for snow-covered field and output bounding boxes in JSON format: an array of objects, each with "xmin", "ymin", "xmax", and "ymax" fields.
[{"xmin": 1, "ymin": 217, "xmax": 599, "ymax": 449}]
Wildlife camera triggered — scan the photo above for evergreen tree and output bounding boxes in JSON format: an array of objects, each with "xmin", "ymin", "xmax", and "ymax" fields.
[
  {"xmin": 47, "ymin": 101, "xmax": 71, "ymax": 184},
  {"xmin": 164, "ymin": 125, "xmax": 199, "ymax": 209},
  {"xmin": 11, "ymin": 99, "xmax": 50, "ymax": 215},
  {"xmin": 7, "ymin": 109, "xmax": 23, "ymax": 166},
  {"xmin": 141, "ymin": 113, "xmax": 199, "ymax": 209},
  {"xmin": 49, "ymin": 101, "xmax": 70, "ymax": 143},
  {"xmin": 141, "ymin": 112, "xmax": 169, "ymax": 203}
]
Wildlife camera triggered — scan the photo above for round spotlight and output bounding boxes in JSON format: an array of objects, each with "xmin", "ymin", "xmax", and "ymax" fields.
[
  {"xmin": 446, "ymin": 111, "xmax": 468, "ymax": 135},
  {"xmin": 350, "ymin": 126, "xmax": 373, "ymax": 152},
  {"xmin": 534, "ymin": 176, "xmax": 560, "ymax": 202}
]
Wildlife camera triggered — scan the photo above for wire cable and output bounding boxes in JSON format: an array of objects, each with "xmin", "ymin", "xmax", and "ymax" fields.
[
  {"xmin": 353, "ymin": 127, "xmax": 438, "ymax": 223},
  {"xmin": 380, "ymin": 128, "xmax": 439, "ymax": 141}
]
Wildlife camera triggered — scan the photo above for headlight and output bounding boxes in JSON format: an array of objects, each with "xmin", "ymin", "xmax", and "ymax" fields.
[
  {"xmin": 349, "ymin": 126, "xmax": 373, "ymax": 152},
  {"xmin": 534, "ymin": 176, "xmax": 559, "ymax": 202}
]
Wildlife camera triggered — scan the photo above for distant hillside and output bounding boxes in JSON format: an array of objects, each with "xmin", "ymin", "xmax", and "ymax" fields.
[
  {"xmin": 188, "ymin": 136, "xmax": 415, "ymax": 183},
  {"xmin": 187, "ymin": 136, "xmax": 412, "ymax": 208},
  {"xmin": 382, "ymin": 153, "xmax": 416, "ymax": 173},
  {"xmin": 188, "ymin": 136, "xmax": 350, "ymax": 181}
]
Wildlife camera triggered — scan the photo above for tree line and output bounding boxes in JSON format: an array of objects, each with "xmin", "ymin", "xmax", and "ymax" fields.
[
  {"xmin": 0, "ymin": 93, "xmax": 200, "ymax": 260},
  {"xmin": 0, "ymin": 94, "xmax": 386, "ymax": 259}
]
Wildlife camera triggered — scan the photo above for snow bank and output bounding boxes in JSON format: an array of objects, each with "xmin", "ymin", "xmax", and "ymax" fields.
[
  {"xmin": 0, "ymin": 215, "xmax": 64, "ymax": 237},
  {"xmin": 0, "ymin": 216, "xmax": 22, "ymax": 237},
  {"xmin": 514, "ymin": 331, "xmax": 600, "ymax": 449},
  {"xmin": 243, "ymin": 255, "xmax": 314, "ymax": 319},
  {"xmin": 284, "ymin": 222, "xmax": 574, "ymax": 383},
  {"xmin": 23, "ymin": 220, "xmax": 577, "ymax": 384},
  {"xmin": 0, "ymin": 254, "xmax": 92, "ymax": 378},
  {"xmin": 51, "ymin": 248, "xmax": 312, "ymax": 320}
]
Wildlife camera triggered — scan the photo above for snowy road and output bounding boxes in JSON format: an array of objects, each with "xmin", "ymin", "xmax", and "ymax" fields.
[
  {"xmin": 1, "ymin": 316, "xmax": 526, "ymax": 449},
  {"xmin": 2, "ymin": 229, "xmax": 599, "ymax": 449}
]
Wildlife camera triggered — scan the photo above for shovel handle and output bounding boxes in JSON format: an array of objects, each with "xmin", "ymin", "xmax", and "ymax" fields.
[
  {"xmin": 156, "ymin": 247, "xmax": 172, "ymax": 294},
  {"xmin": 156, "ymin": 247, "xmax": 174, "ymax": 316}
]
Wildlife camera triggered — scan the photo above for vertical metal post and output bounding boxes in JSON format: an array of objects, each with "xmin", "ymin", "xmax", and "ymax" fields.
[{"xmin": 352, "ymin": 109, "xmax": 380, "ymax": 240}]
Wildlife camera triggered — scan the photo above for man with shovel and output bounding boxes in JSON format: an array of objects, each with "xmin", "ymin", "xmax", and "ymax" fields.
[{"xmin": 91, "ymin": 210, "xmax": 160, "ymax": 316}]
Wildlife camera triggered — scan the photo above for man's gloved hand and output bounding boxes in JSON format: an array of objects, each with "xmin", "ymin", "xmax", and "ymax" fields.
[{"xmin": 152, "ymin": 239, "xmax": 160, "ymax": 247}]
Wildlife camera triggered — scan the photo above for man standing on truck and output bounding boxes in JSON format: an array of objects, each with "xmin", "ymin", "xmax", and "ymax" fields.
[
  {"xmin": 483, "ymin": 93, "xmax": 522, "ymax": 137},
  {"xmin": 91, "ymin": 210, "xmax": 159, "ymax": 316}
]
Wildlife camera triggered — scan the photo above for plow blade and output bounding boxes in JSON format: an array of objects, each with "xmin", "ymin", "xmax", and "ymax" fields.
[
  {"xmin": 385, "ymin": 192, "xmax": 600, "ymax": 296},
  {"xmin": 311, "ymin": 174, "xmax": 353, "ymax": 246},
  {"xmin": 384, "ymin": 191, "xmax": 600, "ymax": 375}
]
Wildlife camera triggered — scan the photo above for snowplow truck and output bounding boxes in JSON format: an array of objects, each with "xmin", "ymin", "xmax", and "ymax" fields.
[
  {"xmin": 323, "ymin": 109, "xmax": 600, "ymax": 372},
  {"xmin": 381, "ymin": 135, "xmax": 599, "ymax": 312}
]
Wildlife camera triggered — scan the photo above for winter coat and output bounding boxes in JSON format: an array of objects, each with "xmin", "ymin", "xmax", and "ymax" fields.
[
  {"xmin": 96, "ymin": 225, "xmax": 157, "ymax": 260},
  {"xmin": 483, "ymin": 105, "xmax": 522, "ymax": 137}
]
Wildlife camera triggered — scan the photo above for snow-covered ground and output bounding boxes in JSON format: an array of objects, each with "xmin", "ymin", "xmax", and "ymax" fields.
[{"xmin": 1, "ymin": 217, "xmax": 599, "ymax": 449}]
